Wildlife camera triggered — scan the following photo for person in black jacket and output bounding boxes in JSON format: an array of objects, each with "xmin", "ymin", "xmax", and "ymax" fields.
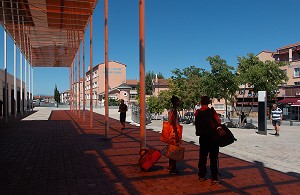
[
  {"xmin": 195, "ymin": 96, "xmax": 221, "ymax": 184},
  {"xmin": 118, "ymin": 99, "xmax": 128, "ymax": 129}
]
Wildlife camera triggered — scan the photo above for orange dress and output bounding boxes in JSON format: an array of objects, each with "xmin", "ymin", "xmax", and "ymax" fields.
[{"xmin": 168, "ymin": 109, "xmax": 182, "ymax": 146}]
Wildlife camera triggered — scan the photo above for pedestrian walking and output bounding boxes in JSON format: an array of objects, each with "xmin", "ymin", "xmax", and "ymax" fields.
[
  {"xmin": 166, "ymin": 95, "xmax": 182, "ymax": 174},
  {"xmin": 270, "ymin": 104, "xmax": 282, "ymax": 136},
  {"xmin": 241, "ymin": 112, "xmax": 247, "ymax": 125},
  {"xmin": 194, "ymin": 96, "xmax": 221, "ymax": 184},
  {"xmin": 118, "ymin": 99, "xmax": 128, "ymax": 130}
]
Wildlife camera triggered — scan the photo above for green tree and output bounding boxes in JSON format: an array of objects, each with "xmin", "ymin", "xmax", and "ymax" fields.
[
  {"xmin": 202, "ymin": 55, "xmax": 239, "ymax": 118},
  {"xmin": 169, "ymin": 66, "xmax": 206, "ymax": 110},
  {"xmin": 146, "ymin": 71, "xmax": 164, "ymax": 95},
  {"xmin": 146, "ymin": 96, "xmax": 164, "ymax": 119},
  {"xmin": 237, "ymin": 53, "xmax": 288, "ymax": 113},
  {"xmin": 106, "ymin": 98, "xmax": 119, "ymax": 106},
  {"xmin": 136, "ymin": 71, "xmax": 164, "ymax": 98},
  {"xmin": 54, "ymin": 84, "xmax": 60, "ymax": 107},
  {"xmin": 157, "ymin": 89, "xmax": 173, "ymax": 110}
]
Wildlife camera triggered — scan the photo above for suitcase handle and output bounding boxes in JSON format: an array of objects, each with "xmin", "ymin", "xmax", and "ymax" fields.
[{"xmin": 139, "ymin": 148, "xmax": 148, "ymax": 157}]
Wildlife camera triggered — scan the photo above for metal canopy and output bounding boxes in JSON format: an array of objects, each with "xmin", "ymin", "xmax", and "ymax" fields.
[{"xmin": 0, "ymin": 0, "xmax": 98, "ymax": 67}]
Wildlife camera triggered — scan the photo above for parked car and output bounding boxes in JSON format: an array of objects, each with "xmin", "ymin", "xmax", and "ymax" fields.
[{"xmin": 179, "ymin": 112, "xmax": 195, "ymax": 124}]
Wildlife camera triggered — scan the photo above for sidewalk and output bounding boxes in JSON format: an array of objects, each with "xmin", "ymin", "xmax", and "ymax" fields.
[{"xmin": 0, "ymin": 108, "xmax": 299, "ymax": 194}]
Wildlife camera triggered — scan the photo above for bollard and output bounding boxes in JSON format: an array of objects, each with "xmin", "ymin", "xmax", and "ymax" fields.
[{"xmin": 290, "ymin": 120, "xmax": 293, "ymax": 126}]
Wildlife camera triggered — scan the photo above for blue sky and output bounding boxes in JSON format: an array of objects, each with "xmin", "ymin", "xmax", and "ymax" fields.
[{"xmin": 1, "ymin": 0, "xmax": 300, "ymax": 96}]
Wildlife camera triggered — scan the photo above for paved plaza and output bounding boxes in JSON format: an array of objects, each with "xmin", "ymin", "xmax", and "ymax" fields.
[{"xmin": 0, "ymin": 107, "xmax": 299, "ymax": 194}]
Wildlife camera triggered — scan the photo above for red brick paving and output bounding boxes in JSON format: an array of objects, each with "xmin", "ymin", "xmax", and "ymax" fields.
[{"xmin": 0, "ymin": 110, "xmax": 299, "ymax": 194}]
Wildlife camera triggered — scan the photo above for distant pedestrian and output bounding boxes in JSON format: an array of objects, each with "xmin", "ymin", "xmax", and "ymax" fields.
[
  {"xmin": 167, "ymin": 95, "xmax": 182, "ymax": 174},
  {"xmin": 270, "ymin": 104, "xmax": 282, "ymax": 136},
  {"xmin": 118, "ymin": 99, "xmax": 128, "ymax": 130},
  {"xmin": 241, "ymin": 112, "xmax": 247, "ymax": 125},
  {"xmin": 194, "ymin": 96, "xmax": 221, "ymax": 184}
]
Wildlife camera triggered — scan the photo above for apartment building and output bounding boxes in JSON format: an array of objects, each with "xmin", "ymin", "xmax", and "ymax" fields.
[
  {"xmin": 272, "ymin": 43, "xmax": 300, "ymax": 120},
  {"xmin": 152, "ymin": 77, "xmax": 169, "ymax": 97},
  {"xmin": 60, "ymin": 90, "xmax": 70, "ymax": 104},
  {"xmin": 85, "ymin": 61, "xmax": 126, "ymax": 105},
  {"xmin": 66, "ymin": 61, "xmax": 141, "ymax": 106},
  {"xmin": 244, "ymin": 42, "xmax": 300, "ymax": 120}
]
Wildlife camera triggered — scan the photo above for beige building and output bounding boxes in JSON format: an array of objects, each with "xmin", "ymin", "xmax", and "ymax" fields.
[
  {"xmin": 85, "ymin": 61, "xmax": 126, "ymax": 105},
  {"xmin": 256, "ymin": 43, "xmax": 300, "ymax": 99},
  {"xmin": 152, "ymin": 77, "xmax": 169, "ymax": 97},
  {"xmin": 67, "ymin": 61, "xmax": 140, "ymax": 107},
  {"xmin": 240, "ymin": 43, "xmax": 300, "ymax": 119}
]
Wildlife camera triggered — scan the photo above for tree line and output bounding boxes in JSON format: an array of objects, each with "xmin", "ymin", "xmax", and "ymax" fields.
[{"xmin": 146, "ymin": 53, "xmax": 288, "ymax": 118}]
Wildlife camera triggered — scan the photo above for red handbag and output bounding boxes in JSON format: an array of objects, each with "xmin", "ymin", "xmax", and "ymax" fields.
[
  {"xmin": 165, "ymin": 144, "xmax": 185, "ymax": 161},
  {"xmin": 160, "ymin": 121, "xmax": 182, "ymax": 144}
]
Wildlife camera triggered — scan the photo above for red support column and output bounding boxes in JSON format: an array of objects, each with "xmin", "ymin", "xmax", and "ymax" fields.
[
  {"xmin": 104, "ymin": 0, "xmax": 109, "ymax": 139},
  {"xmin": 139, "ymin": 0, "xmax": 146, "ymax": 149}
]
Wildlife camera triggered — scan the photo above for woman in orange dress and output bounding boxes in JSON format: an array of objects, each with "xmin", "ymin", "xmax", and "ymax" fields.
[{"xmin": 167, "ymin": 95, "xmax": 182, "ymax": 174}]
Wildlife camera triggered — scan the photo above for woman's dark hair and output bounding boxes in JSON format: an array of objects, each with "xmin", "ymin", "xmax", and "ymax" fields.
[
  {"xmin": 201, "ymin": 96, "xmax": 210, "ymax": 105},
  {"xmin": 171, "ymin": 95, "xmax": 179, "ymax": 106}
]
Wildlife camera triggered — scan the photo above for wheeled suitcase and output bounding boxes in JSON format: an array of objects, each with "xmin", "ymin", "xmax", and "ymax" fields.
[{"xmin": 139, "ymin": 148, "xmax": 162, "ymax": 171}]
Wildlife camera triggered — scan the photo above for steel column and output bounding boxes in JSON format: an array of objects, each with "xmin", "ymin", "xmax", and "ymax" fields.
[
  {"xmin": 20, "ymin": 51, "xmax": 23, "ymax": 115},
  {"xmin": 104, "ymin": 0, "xmax": 109, "ymax": 139},
  {"xmin": 139, "ymin": 0, "xmax": 146, "ymax": 149},
  {"xmin": 82, "ymin": 36, "xmax": 86, "ymax": 122},
  {"xmin": 28, "ymin": 63, "xmax": 31, "ymax": 111},
  {"xmin": 31, "ymin": 67, "xmax": 33, "ymax": 111},
  {"xmin": 89, "ymin": 15, "xmax": 93, "ymax": 128},
  {"xmin": 72, "ymin": 62, "xmax": 74, "ymax": 113},
  {"xmin": 69, "ymin": 66, "xmax": 72, "ymax": 112},
  {"xmin": 4, "ymin": 29, "xmax": 8, "ymax": 122},
  {"xmin": 25, "ymin": 57, "xmax": 27, "ymax": 114},
  {"xmin": 73, "ymin": 54, "xmax": 77, "ymax": 115},
  {"xmin": 14, "ymin": 44, "xmax": 17, "ymax": 118},
  {"xmin": 78, "ymin": 43, "xmax": 81, "ymax": 118}
]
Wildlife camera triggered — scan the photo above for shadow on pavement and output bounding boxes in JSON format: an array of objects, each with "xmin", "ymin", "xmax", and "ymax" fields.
[{"xmin": 0, "ymin": 110, "xmax": 299, "ymax": 194}]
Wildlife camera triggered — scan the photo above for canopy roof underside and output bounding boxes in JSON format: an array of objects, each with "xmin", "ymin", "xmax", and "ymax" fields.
[{"xmin": 0, "ymin": 0, "xmax": 98, "ymax": 67}]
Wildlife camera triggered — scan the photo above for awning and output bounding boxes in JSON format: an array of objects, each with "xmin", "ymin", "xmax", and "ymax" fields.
[
  {"xmin": 0, "ymin": 0, "xmax": 98, "ymax": 67},
  {"xmin": 277, "ymin": 97, "xmax": 300, "ymax": 104},
  {"xmin": 292, "ymin": 101, "xmax": 300, "ymax": 107}
]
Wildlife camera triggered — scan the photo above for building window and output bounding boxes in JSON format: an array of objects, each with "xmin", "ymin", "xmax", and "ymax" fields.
[
  {"xmin": 239, "ymin": 90, "xmax": 245, "ymax": 95},
  {"xmin": 295, "ymin": 82, "xmax": 300, "ymax": 85},
  {"xmin": 295, "ymin": 68, "xmax": 300, "ymax": 77},
  {"xmin": 214, "ymin": 104, "xmax": 224, "ymax": 110},
  {"xmin": 130, "ymin": 94, "xmax": 137, "ymax": 99},
  {"xmin": 247, "ymin": 91, "xmax": 253, "ymax": 97}
]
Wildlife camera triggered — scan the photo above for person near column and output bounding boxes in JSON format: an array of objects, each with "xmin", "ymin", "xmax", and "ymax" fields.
[
  {"xmin": 195, "ymin": 96, "xmax": 221, "ymax": 184},
  {"xmin": 270, "ymin": 104, "xmax": 282, "ymax": 136},
  {"xmin": 118, "ymin": 99, "xmax": 128, "ymax": 130},
  {"xmin": 167, "ymin": 95, "xmax": 182, "ymax": 174}
]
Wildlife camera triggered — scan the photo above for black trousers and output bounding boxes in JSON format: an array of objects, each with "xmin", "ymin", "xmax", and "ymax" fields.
[{"xmin": 198, "ymin": 137, "xmax": 219, "ymax": 180}]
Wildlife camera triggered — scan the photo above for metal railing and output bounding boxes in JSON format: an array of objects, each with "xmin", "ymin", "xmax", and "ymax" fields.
[{"xmin": 131, "ymin": 103, "xmax": 152, "ymax": 125}]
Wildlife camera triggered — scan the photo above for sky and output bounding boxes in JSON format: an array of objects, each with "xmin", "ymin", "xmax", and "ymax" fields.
[{"xmin": 1, "ymin": 0, "xmax": 300, "ymax": 96}]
